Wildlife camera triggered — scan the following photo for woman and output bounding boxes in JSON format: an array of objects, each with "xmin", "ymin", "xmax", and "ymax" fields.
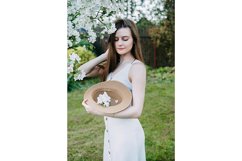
[{"xmin": 81, "ymin": 18, "xmax": 146, "ymax": 161}]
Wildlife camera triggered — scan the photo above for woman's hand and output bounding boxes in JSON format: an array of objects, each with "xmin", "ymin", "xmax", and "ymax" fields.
[
  {"xmin": 82, "ymin": 99, "xmax": 94, "ymax": 114},
  {"xmin": 85, "ymin": 65, "xmax": 103, "ymax": 77},
  {"xmin": 78, "ymin": 48, "xmax": 109, "ymax": 79},
  {"xmin": 82, "ymin": 99, "xmax": 106, "ymax": 116}
]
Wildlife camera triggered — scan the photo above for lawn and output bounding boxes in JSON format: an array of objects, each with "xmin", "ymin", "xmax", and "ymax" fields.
[{"xmin": 68, "ymin": 67, "xmax": 175, "ymax": 161}]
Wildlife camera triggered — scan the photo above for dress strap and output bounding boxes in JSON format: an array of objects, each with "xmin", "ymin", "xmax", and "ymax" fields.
[{"xmin": 131, "ymin": 59, "xmax": 136, "ymax": 64}]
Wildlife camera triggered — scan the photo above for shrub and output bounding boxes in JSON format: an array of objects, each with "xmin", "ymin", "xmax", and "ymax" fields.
[
  {"xmin": 67, "ymin": 46, "xmax": 96, "ymax": 92},
  {"xmin": 147, "ymin": 66, "xmax": 175, "ymax": 84}
]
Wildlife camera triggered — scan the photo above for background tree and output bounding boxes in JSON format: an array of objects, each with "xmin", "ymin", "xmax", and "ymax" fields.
[
  {"xmin": 120, "ymin": 0, "xmax": 175, "ymax": 67},
  {"xmin": 160, "ymin": 0, "xmax": 175, "ymax": 66}
]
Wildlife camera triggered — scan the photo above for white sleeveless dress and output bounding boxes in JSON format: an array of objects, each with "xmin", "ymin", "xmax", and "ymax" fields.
[{"xmin": 103, "ymin": 60, "xmax": 146, "ymax": 161}]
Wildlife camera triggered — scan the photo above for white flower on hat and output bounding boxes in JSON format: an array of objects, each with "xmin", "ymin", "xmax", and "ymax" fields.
[{"xmin": 97, "ymin": 92, "xmax": 111, "ymax": 107}]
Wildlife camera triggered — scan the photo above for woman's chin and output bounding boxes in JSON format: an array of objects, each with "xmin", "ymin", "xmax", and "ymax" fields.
[{"xmin": 117, "ymin": 51, "xmax": 128, "ymax": 55}]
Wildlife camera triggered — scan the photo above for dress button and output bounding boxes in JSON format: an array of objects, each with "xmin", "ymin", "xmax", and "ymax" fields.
[
  {"xmin": 108, "ymin": 140, "xmax": 110, "ymax": 143},
  {"xmin": 106, "ymin": 117, "xmax": 108, "ymax": 121},
  {"xmin": 106, "ymin": 129, "xmax": 108, "ymax": 133},
  {"xmin": 108, "ymin": 151, "xmax": 111, "ymax": 154}
]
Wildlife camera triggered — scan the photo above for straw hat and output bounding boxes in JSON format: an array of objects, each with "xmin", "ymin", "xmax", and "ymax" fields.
[{"xmin": 83, "ymin": 80, "xmax": 132, "ymax": 114}]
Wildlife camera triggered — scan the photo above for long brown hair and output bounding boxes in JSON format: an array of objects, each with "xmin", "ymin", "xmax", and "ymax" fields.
[{"xmin": 102, "ymin": 18, "xmax": 144, "ymax": 81}]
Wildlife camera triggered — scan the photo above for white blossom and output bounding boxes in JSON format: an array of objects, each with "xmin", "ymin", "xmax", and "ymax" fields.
[
  {"xmin": 67, "ymin": 0, "xmax": 125, "ymax": 48},
  {"xmin": 67, "ymin": 63, "xmax": 74, "ymax": 74},
  {"xmin": 69, "ymin": 53, "xmax": 80, "ymax": 62},
  {"xmin": 107, "ymin": 23, "xmax": 117, "ymax": 34},
  {"xmin": 67, "ymin": 50, "xmax": 86, "ymax": 81},
  {"xmin": 97, "ymin": 91, "xmax": 111, "ymax": 107},
  {"xmin": 74, "ymin": 69, "xmax": 86, "ymax": 81},
  {"xmin": 68, "ymin": 40, "xmax": 73, "ymax": 47}
]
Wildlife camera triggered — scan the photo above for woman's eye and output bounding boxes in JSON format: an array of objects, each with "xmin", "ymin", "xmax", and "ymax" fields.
[
  {"xmin": 122, "ymin": 37, "xmax": 129, "ymax": 41},
  {"xmin": 114, "ymin": 37, "xmax": 128, "ymax": 41}
]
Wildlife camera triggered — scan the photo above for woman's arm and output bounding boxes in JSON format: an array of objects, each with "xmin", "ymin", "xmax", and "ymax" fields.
[
  {"xmin": 82, "ymin": 62, "xmax": 146, "ymax": 118},
  {"xmin": 79, "ymin": 49, "xmax": 108, "ymax": 78},
  {"xmin": 111, "ymin": 62, "xmax": 146, "ymax": 118},
  {"xmin": 85, "ymin": 63, "xmax": 106, "ymax": 78}
]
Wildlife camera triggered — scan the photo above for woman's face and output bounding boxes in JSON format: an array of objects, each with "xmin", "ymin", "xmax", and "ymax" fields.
[{"xmin": 114, "ymin": 27, "xmax": 134, "ymax": 55}]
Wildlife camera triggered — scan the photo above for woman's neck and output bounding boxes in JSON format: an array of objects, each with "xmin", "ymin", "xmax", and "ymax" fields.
[{"xmin": 119, "ymin": 53, "xmax": 134, "ymax": 64}]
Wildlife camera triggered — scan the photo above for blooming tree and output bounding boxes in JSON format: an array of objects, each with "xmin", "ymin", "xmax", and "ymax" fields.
[
  {"xmin": 67, "ymin": 0, "xmax": 126, "ymax": 48},
  {"xmin": 67, "ymin": 0, "xmax": 166, "ymax": 48},
  {"xmin": 67, "ymin": 0, "xmax": 127, "ymax": 84}
]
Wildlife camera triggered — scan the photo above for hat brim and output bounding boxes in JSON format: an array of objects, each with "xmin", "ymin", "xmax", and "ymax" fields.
[{"xmin": 84, "ymin": 80, "xmax": 132, "ymax": 114}]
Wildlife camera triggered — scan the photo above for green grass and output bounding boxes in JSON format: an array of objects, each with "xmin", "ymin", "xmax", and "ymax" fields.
[{"xmin": 68, "ymin": 67, "xmax": 175, "ymax": 161}]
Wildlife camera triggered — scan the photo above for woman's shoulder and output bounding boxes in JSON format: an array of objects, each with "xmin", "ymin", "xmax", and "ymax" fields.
[
  {"xmin": 130, "ymin": 60, "xmax": 146, "ymax": 74},
  {"xmin": 131, "ymin": 60, "xmax": 146, "ymax": 69},
  {"xmin": 128, "ymin": 59, "xmax": 146, "ymax": 82}
]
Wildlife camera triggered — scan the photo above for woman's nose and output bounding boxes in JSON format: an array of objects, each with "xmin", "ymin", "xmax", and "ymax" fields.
[{"xmin": 116, "ymin": 39, "xmax": 123, "ymax": 46}]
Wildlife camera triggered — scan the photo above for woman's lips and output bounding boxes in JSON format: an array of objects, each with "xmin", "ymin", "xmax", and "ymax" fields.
[{"xmin": 117, "ymin": 48, "xmax": 125, "ymax": 50}]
